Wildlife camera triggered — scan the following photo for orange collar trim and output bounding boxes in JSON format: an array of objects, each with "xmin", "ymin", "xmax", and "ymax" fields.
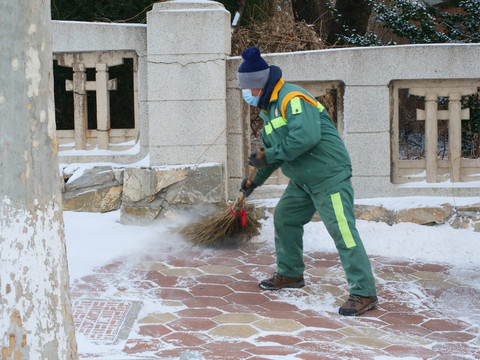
[{"xmin": 270, "ymin": 78, "xmax": 285, "ymax": 102}]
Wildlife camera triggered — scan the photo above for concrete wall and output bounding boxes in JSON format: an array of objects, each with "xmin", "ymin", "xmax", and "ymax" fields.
[
  {"xmin": 51, "ymin": 1, "xmax": 480, "ymax": 202},
  {"xmin": 226, "ymin": 44, "xmax": 480, "ymax": 199}
]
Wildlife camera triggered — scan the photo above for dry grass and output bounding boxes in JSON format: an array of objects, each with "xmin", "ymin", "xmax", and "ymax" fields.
[{"xmin": 231, "ymin": 3, "xmax": 326, "ymax": 56}]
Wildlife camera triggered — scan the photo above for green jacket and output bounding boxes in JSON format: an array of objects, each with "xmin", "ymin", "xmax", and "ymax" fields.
[{"xmin": 254, "ymin": 79, "xmax": 352, "ymax": 194}]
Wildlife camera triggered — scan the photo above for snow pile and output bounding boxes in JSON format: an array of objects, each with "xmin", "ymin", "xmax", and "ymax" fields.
[{"xmin": 64, "ymin": 196, "xmax": 480, "ymax": 282}]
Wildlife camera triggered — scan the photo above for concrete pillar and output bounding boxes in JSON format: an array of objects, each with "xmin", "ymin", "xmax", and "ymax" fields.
[
  {"xmin": 146, "ymin": 0, "xmax": 231, "ymax": 168},
  {"xmin": 343, "ymin": 85, "xmax": 392, "ymax": 198}
]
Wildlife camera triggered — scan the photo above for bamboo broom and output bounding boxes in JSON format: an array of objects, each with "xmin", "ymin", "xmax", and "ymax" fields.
[{"xmin": 181, "ymin": 149, "xmax": 264, "ymax": 246}]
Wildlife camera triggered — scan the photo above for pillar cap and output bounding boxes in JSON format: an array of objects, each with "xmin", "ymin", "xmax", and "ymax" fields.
[{"xmin": 152, "ymin": 0, "xmax": 225, "ymax": 11}]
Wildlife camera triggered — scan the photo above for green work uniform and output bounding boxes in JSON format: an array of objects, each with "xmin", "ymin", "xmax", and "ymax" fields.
[{"xmin": 254, "ymin": 78, "xmax": 377, "ymax": 297}]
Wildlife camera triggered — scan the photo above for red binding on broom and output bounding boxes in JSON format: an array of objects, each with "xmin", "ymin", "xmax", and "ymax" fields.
[{"xmin": 230, "ymin": 206, "xmax": 247, "ymax": 226}]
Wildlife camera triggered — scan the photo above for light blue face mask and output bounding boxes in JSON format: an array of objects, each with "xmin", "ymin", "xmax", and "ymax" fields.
[{"xmin": 242, "ymin": 89, "xmax": 261, "ymax": 107}]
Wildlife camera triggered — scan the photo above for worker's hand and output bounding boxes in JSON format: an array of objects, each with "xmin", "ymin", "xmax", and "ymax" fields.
[
  {"xmin": 248, "ymin": 151, "xmax": 267, "ymax": 168},
  {"xmin": 240, "ymin": 177, "xmax": 258, "ymax": 197}
]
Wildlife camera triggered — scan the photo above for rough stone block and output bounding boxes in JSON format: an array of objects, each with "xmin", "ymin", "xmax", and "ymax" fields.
[
  {"xmin": 354, "ymin": 204, "xmax": 389, "ymax": 222},
  {"xmin": 164, "ymin": 164, "xmax": 223, "ymax": 204},
  {"xmin": 393, "ymin": 204, "xmax": 453, "ymax": 225},
  {"xmin": 120, "ymin": 205, "xmax": 162, "ymax": 225},
  {"xmin": 65, "ymin": 166, "xmax": 116, "ymax": 191},
  {"xmin": 154, "ymin": 168, "xmax": 189, "ymax": 194},
  {"xmin": 123, "ymin": 168, "xmax": 153, "ymax": 203},
  {"xmin": 120, "ymin": 164, "xmax": 223, "ymax": 224},
  {"xmin": 63, "ymin": 185, "xmax": 122, "ymax": 212}
]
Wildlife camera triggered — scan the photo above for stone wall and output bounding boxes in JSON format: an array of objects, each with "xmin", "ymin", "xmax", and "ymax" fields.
[
  {"xmin": 61, "ymin": 164, "xmax": 479, "ymax": 231},
  {"xmin": 353, "ymin": 203, "xmax": 480, "ymax": 231},
  {"xmin": 61, "ymin": 163, "xmax": 223, "ymax": 225},
  {"xmin": 51, "ymin": 2, "xmax": 480, "ymax": 209}
]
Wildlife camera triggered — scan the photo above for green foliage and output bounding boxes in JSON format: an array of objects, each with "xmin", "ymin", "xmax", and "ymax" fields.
[
  {"xmin": 332, "ymin": 0, "xmax": 480, "ymax": 159},
  {"xmin": 219, "ymin": 0, "xmax": 275, "ymax": 28},
  {"xmin": 51, "ymin": 0, "xmax": 156, "ymax": 23},
  {"xmin": 336, "ymin": 0, "xmax": 480, "ymax": 46},
  {"xmin": 51, "ymin": 0, "xmax": 273, "ymax": 26}
]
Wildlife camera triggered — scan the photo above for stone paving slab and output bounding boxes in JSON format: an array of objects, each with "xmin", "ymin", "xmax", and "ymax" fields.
[{"xmin": 71, "ymin": 243, "xmax": 480, "ymax": 359}]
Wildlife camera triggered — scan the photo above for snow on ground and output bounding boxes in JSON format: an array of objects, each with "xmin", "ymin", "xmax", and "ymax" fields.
[
  {"xmin": 63, "ymin": 196, "xmax": 480, "ymax": 360},
  {"xmin": 64, "ymin": 196, "xmax": 480, "ymax": 282}
]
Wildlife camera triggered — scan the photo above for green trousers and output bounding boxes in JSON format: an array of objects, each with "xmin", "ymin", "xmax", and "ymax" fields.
[{"xmin": 273, "ymin": 177, "xmax": 377, "ymax": 297}]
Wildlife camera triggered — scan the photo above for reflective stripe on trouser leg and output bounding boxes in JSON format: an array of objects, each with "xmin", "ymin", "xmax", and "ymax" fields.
[
  {"xmin": 273, "ymin": 182, "xmax": 316, "ymax": 278},
  {"xmin": 313, "ymin": 179, "xmax": 377, "ymax": 297},
  {"xmin": 330, "ymin": 192, "xmax": 356, "ymax": 248}
]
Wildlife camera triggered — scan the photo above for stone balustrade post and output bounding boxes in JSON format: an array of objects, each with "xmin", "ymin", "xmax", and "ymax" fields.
[
  {"xmin": 424, "ymin": 92, "xmax": 439, "ymax": 183},
  {"xmin": 72, "ymin": 63, "xmax": 87, "ymax": 150},
  {"xmin": 95, "ymin": 63, "xmax": 111, "ymax": 150},
  {"xmin": 448, "ymin": 92, "xmax": 462, "ymax": 182}
]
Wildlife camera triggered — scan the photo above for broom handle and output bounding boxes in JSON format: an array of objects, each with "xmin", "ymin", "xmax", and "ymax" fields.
[{"xmin": 234, "ymin": 147, "xmax": 265, "ymax": 210}]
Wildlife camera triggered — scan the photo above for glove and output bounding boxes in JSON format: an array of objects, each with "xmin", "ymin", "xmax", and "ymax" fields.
[
  {"xmin": 240, "ymin": 177, "xmax": 258, "ymax": 197},
  {"xmin": 248, "ymin": 151, "xmax": 267, "ymax": 168}
]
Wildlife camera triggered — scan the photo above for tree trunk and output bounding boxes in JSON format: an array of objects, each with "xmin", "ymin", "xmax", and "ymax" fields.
[
  {"xmin": 291, "ymin": 0, "xmax": 330, "ymax": 37},
  {"xmin": 0, "ymin": 0, "xmax": 78, "ymax": 359},
  {"xmin": 326, "ymin": 0, "xmax": 373, "ymax": 45}
]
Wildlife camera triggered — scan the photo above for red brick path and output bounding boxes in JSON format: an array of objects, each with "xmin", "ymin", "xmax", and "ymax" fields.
[{"xmin": 71, "ymin": 243, "xmax": 480, "ymax": 359}]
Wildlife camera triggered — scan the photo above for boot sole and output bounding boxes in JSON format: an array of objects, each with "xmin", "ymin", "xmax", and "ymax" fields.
[
  {"xmin": 259, "ymin": 281, "xmax": 305, "ymax": 291},
  {"xmin": 339, "ymin": 299, "xmax": 378, "ymax": 316}
]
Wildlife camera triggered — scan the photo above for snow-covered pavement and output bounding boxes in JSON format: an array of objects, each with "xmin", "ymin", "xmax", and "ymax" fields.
[{"xmin": 65, "ymin": 197, "xmax": 480, "ymax": 359}]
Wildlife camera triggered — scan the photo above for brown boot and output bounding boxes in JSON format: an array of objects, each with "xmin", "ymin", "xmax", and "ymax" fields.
[
  {"xmin": 339, "ymin": 295, "xmax": 378, "ymax": 316},
  {"xmin": 259, "ymin": 272, "xmax": 305, "ymax": 290}
]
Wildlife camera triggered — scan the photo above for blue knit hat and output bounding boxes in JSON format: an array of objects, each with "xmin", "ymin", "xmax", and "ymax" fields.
[{"xmin": 237, "ymin": 47, "xmax": 270, "ymax": 89}]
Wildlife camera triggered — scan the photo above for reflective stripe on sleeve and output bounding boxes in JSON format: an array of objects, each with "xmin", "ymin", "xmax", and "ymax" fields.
[
  {"xmin": 264, "ymin": 117, "xmax": 287, "ymax": 135},
  {"xmin": 265, "ymin": 123, "xmax": 272, "ymax": 134},
  {"xmin": 271, "ymin": 117, "xmax": 287, "ymax": 129}
]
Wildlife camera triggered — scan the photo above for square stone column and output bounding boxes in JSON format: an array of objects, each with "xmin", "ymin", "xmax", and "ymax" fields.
[
  {"xmin": 146, "ymin": 0, "xmax": 231, "ymax": 168},
  {"xmin": 343, "ymin": 85, "xmax": 393, "ymax": 198}
]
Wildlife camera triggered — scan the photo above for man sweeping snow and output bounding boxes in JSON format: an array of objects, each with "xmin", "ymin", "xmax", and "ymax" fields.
[{"xmin": 238, "ymin": 46, "xmax": 378, "ymax": 316}]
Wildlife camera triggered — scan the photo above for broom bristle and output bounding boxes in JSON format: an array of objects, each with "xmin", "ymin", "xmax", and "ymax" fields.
[{"xmin": 181, "ymin": 202, "xmax": 261, "ymax": 246}]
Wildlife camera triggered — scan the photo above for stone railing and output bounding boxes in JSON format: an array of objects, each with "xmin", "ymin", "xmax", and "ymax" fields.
[
  {"xmin": 54, "ymin": 51, "xmax": 139, "ymax": 151},
  {"xmin": 52, "ymin": 1, "xmax": 480, "ymax": 221},
  {"xmin": 391, "ymin": 79, "xmax": 480, "ymax": 184},
  {"xmin": 226, "ymin": 44, "xmax": 480, "ymax": 199},
  {"xmin": 52, "ymin": 20, "xmax": 148, "ymax": 165}
]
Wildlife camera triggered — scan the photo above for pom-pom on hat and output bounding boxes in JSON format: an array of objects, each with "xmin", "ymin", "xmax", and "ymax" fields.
[{"xmin": 237, "ymin": 47, "xmax": 270, "ymax": 89}]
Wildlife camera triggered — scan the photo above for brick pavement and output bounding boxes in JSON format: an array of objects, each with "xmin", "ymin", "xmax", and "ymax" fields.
[{"xmin": 71, "ymin": 242, "xmax": 480, "ymax": 359}]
